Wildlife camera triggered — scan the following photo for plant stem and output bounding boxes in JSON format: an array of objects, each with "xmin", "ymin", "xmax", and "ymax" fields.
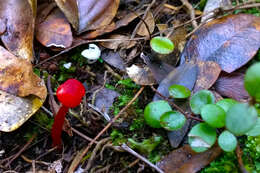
[{"xmin": 51, "ymin": 105, "xmax": 69, "ymax": 147}]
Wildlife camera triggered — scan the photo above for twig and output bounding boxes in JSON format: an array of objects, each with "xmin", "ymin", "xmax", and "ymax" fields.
[
  {"xmin": 85, "ymin": 137, "xmax": 111, "ymax": 171},
  {"xmin": 21, "ymin": 155, "xmax": 50, "ymax": 166},
  {"xmin": 118, "ymin": 159, "xmax": 140, "ymax": 173},
  {"xmin": 121, "ymin": 144, "xmax": 164, "ymax": 173},
  {"xmin": 180, "ymin": 0, "xmax": 198, "ymax": 28},
  {"xmin": 236, "ymin": 144, "xmax": 248, "ymax": 173},
  {"xmin": 71, "ymin": 128, "xmax": 98, "ymax": 144},
  {"xmin": 150, "ymin": 86, "xmax": 203, "ymax": 122},
  {"xmin": 68, "ymin": 86, "xmax": 145, "ymax": 173},
  {"xmin": 104, "ymin": 64, "xmax": 122, "ymax": 80},
  {"xmin": 130, "ymin": 0, "xmax": 155, "ymax": 39},
  {"xmin": 91, "ymin": 71, "xmax": 108, "ymax": 105},
  {"xmin": 87, "ymin": 103, "xmax": 111, "ymax": 122},
  {"xmin": 5, "ymin": 134, "xmax": 36, "ymax": 167}
]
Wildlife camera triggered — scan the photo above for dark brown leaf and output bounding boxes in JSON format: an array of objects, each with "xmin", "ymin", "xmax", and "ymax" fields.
[
  {"xmin": 0, "ymin": 0, "xmax": 36, "ymax": 61},
  {"xmin": 126, "ymin": 65, "xmax": 156, "ymax": 85},
  {"xmin": 180, "ymin": 14, "xmax": 260, "ymax": 73},
  {"xmin": 214, "ymin": 72, "xmax": 249, "ymax": 101},
  {"xmin": 55, "ymin": 0, "xmax": 120, "ymax": 34},
  {"xmin": 102, "ymin": 51, "xmax": 126, "ymax": 71},
  {"xmin": 194, "ymin": 61, "xmax": 221, "ymax": 92},
  {"xmin": 36, "ymin": 8, "xmax": 72, "ymax": 49},
  {"xmin": 157, "ymin": 145, "xmax": 222, "ymax": 173}
]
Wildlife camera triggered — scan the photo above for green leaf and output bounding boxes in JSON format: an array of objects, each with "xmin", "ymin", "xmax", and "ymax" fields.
[
  {"xmin": 246, "ymin": 118, "xmax": 260, "ymax": 136},
  {"xmin": 144, "ymin": 100, "xmax": 172, "ymax": 128},
  {"xmin": 168, "ymin": 84, "xmax": 191, "ymax": 99},
  {"xmin": 244, "ymin": 63, "xmax": 260, "ymax": 101},
  {"xmin": 226, "ymin": 103, "xmax": 258, "ymax": 136},
  {"xmin": 216, "ymin": 99, "xmax": 238, "ymax": 112},
  {"xmin": 160, "ymin": 111, "xmax": 186, "ymax": 131},
  {"xmin": 201, "ymin": 104, "xmax": 226, "ymax": 128},
  {"xmin": 190, "ymin": 90, "xmax": 215, "ymax": 114},
  {"xmin": 150, "ymin": 36, "xmax": 174, "ymax": 54},
  {"xmin": 218, "ymin": 130, "xmax": 237, "ymax": 152},
  {"xmin": 188, "ymin": 123, "xmax": 217, "ymax": 152}
]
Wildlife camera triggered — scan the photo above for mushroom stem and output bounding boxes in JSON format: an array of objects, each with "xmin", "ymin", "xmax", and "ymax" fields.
[{"xmin": 51, "ymin": 105, "xmax": 69, "ymax": 147}]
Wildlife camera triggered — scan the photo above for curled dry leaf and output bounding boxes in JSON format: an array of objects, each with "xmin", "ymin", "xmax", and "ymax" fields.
[
  {"xmin": 157, "ymin": 145, "xmax": 222, "ymax": 173},
  {"xmin": 36, "ymin": 8, "xmax": 72, "ymax": 49},
  {"xmin": 0, "ymin": 46, "xmax": 47, "ymax": 99},
  {"xmin": 0, "ymin": 0, "xmax": 36, "ymax": 61},
  {"xmin": 55, "ymin": 0, "xmax": 120, "ymax": 34},
  {"xmin": 0, "ymin": 46, "xmax": 47, "ymax": 132},
  {"xmin": 214, "ymin": 72, "xmax": 249, "ymax": 101},
  {"xmin": 193, "ymin": 61, "xmax": 221, "ymax": 92},
  {"xmin": 126, "ymin": 64, "xmax": 156, "ymax": 85},
  {"xmin": 100, "ymin": 34, "xmax": 136, "ymax": 50},
  {"xmin": 180, "ymin": 14, "xmax": 260, "ymax": 73},
  {"xmin": 136, "ymin": 11, "xmax": 155, "ymax": 37}
]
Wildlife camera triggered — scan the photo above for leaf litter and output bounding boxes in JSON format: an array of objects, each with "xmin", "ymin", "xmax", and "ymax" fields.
[{"xmin": 0, "ymin": 0, "xmax": 260, "ymax": 173}]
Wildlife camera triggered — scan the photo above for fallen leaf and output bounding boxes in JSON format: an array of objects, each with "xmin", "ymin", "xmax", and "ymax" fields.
[
  {"xmin": 0, "ymin": 91, "xmax": 44, "ymax": 132},
  {"xmin": 126, "ymin": 65, "xmax": 156, "ymax": 85},
  {"xmin": 180, "ymin": 14, "xmax": 260, "ymax": 73},
  {"xmin": 115, "ymin": 11, "xmax": 143, "ymax": 29},
  {"xmin": 0, "ymin": 0, "xmax": 36, "ymax": 61},
  {"xmin": 136, "ymin": 11, "xmax": 155, "ymax": 37},
  {"xmin": 157, "ymin": 145, "xmax": 222, "ymax": 173},
  {"xmin": 102, "ymin": 51, "xmax": 126, "ymax": 71},
  {"xmin": 194, "ymin": 61, "xmax": 221, "ymax": 92},
  {"xmin": 55, "ymin": 0, "xmax": 120, "ymax": 34},
  {"xmin": 36, "ymin": 8, "xmax": 72, "ymax": 49},
  {"xmin": 100, "ymin": 34, "xmax": 136, "ymax": 50},
  {"xmin": 214, "ymin": 72, "xmax": 249, "ymax": 101},
  {"xmin": 0, "ymin": 46, "xmax": 46, "ymax": 99}
]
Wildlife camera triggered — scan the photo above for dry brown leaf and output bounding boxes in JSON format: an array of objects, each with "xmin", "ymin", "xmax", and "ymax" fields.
[
  {"xmin": 157, "ymin": 145, "xmax": 222, "ymax": 173},
  {"xmin": 100, "ymin": 34, "xmax": 136, "ymax": 50},
  {"xmin": 126, "ymin": 65, "xmax": 156, "ymax": 85},
  {"xmin": 0, "ymin": 0, "xmax": 36, "ymax": 61},
  {"xmin": 55, "ymin": 0, "xmax": 120, "ymax": 34},
  {"xmin": 115, "ymin": 11, "xmax": 144, "ymax": 29},
  {"xmin": 36, "ymin": 8, "xmax": 73, "ymax": 49},
  {"xmin": 136, "ymin": 11, "xmax": 155, "ymax": 36},
  {"xmin": 0, "ymin": 46, "xmax": 46, "ymax": 99},
  {"xmin": 180, "ymin": 14, "xmax": 260, "ymax": 73}
]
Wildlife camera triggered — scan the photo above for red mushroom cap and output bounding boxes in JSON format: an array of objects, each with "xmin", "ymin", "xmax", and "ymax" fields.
[{"xmin": 56, "ymin": 79, "xmax": 85, "ymax": 108}]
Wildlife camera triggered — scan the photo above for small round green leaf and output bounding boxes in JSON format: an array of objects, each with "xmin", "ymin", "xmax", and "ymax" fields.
[
  {"xmin": 144, "ymin": 100, "xmax": 172, "ymax": 128},
  {"xmin": 150, "ymin": 36, "xmax": 174, "ymax": 55},
  {"xmin": 168, "ymin": 84, "xmax": 191, "ymax": 99},
  {"xmin": 246, "ymin": 117, "xmax": 260, "ymax": 136},
  {"xmin": 160, "ymin": 111, "xmax": 186, "ymax": 131},
  {"xmin": 188, "ymin": 123, "xmax": 217, "ymax": 152},
  {"xmin": 201, "ymin": 104, "xmax": 226, "ymax": 128},
  {"xmin": 226, "ymin": 103, "xmax": 258, "ymax": 136},
  {"xmin": 244, "ymin": 63, "xmax": 260, "ymax": 101},
  {"xmin": 216, "ymin": 99, "xmax": 237, "ymax": 112},
  {"xmin": 190, "ymin": 90, "xmax": 215, "ymax": 114},
  {"xmin": 218, "ymin": 130, "xmax": 237, "ymax": 152}
]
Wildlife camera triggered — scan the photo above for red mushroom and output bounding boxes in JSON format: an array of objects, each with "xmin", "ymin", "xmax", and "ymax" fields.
[{"xmin": 51, "ymin": 79, "xmax": 85, "ymax": 147}]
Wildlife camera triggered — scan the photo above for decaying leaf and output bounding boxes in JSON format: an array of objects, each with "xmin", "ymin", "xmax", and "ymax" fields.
[
  {"xmin": 102, "ymin": 51, "xmax": 126, "ymax": 71},
  {"xmin": 180, "ymin": 14, "xmax": 260, "ymax": 73},
  {"xmin": 194, "ymin": 61, "xmax": 221, "ymax": 92},
  {"xmin": 36, "ymin": 8, "xmax": 72, "ymax": 49},
  {"xmin": 55, "ymin": 0, "xmax": 120, "ymax": 34},
  {"xmin": 0, "ymin": 46, "xmax": 46, "ymax": 99},
  {"xmin": 0, "ymin": 91, "xmax": 44, "ymax": 132},
  {"xmin": 100, "ymin": 34, "xmax": 136, "ymax": 50},
  {"xmin": 0, "ymin": 0, "xmax": 36, "ymax": 61},
  {"xmin": 115, "ymin": 11, "xmax": 144, "ymax": 29},
  {"xmin": 126, "ymin": 65, "xmax": 156, "ymax": 85},
  {"xmin": 214, "ymin": 72, "xmax": 249, "ymax": 101},
  {"xmin": 157, "ymin": 145, "xmax": 222, "ymax": 173},
  {"xmin": 136, "ymin": 11, "xmax": 155, "ymax": 37}
]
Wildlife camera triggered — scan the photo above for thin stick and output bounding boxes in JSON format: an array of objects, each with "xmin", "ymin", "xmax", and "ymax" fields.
[
  {"xmin": 121, "ymin": 144, "xmax": 164, "ymax": 173},
  {"xmin": 71, "ymin": 128, "xmax": 98, "ymax": 144},
  {"xmin": 236, "ymin": 144, "xmax": 248, "ymax": 173},
  {"xmin": 118, "ymin": 159, "xmax": 140, "ymax": 173},
  {"xmin": 150, "ymin": 86, "xmax": 203, "ymax": 122},
  {"xmin": 5, "ymin": 134, "xmax": 36, "ymax": 167},
  {"xmin": 68, "ymin": 86, "xmax": 145, "ymax": 173},
  {"xmin": 180, "ymin": 0, "xmax": 198, "ymax": 28}
]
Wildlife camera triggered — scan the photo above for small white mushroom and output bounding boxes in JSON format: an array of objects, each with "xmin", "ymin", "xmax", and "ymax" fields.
[
  {"xmin": 63, "ymin": 62, "xmax": 72, "ymax": 69},
  {"xmin": 81, "ymin": 44, "xmax": 101, "ymax": 64}
]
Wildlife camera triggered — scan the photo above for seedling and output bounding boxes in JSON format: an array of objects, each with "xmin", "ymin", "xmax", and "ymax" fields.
[
  {"xmin": 144, "ymin": 62, "xmax": 260, "ymax": 153},
  {"xmin": 51, "ymin": 79, "xmax": 85, "ymax": 147}
]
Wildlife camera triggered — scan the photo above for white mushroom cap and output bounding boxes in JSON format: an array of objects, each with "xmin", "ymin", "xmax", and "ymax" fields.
[{"xmin": 81, "ymin": 44, "xmax": 101, "ymax": 64}]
